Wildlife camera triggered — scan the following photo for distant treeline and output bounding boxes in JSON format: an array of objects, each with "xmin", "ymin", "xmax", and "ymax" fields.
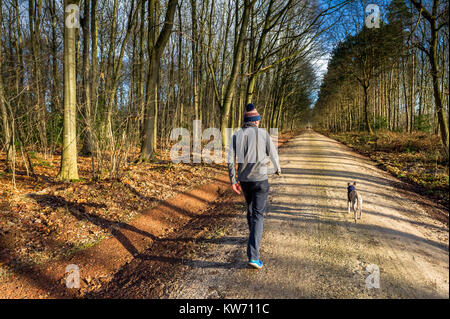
[{"xmin": 314, "ymin": 0, "xmax": 449, "ymax": 158}]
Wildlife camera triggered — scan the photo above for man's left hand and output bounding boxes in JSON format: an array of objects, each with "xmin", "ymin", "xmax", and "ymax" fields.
[{"xmin": 232, "ymin": 183, "xmax": 242, "ymax": 195}]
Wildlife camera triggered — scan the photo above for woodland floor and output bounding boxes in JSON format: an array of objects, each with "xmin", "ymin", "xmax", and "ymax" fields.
[
  {"xmin": 0, "ymin": 131, "xmax": 296, "ymax": 298},
  {"xmin": 0, "ymin": 130, "xmax": 447, "ymax": 298}
]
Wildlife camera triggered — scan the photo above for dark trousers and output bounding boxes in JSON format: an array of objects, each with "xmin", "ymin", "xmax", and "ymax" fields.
[{"xmin": 240, "ymin": 179, "xmax": 269, "ymax": 261}]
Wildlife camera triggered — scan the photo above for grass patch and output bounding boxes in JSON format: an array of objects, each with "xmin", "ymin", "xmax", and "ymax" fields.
[
  {"xmin": 0, "ymin": 266, "xmax": 12, "ymax": 280},
  {"xmin": 62, "ymin": 235, "xmax": 106, "ymax": 258},
  {"xmin": 29, "ymin": 151, "xmax": 53, "ymax": 168}
]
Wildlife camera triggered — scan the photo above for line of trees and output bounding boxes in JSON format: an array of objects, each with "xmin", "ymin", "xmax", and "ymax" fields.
[
  {"xmin": 0, "ymin": 0, "xmax": 346, "ymax": 181},
  {"xmin": 313, "ymin": 0, "xmax": 449, "ymax": 157}
]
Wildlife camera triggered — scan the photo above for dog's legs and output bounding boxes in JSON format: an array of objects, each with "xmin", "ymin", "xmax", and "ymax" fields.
[
  {"xmin": 352, "ymin": 202, "xmax": 357, "ymax": 221},
  {"xmin": 359, "ymin": 198, "xmax": 363, "ymax": 220},
  {"xmin": 347, "ymin": 201, "xmax": 351, "ymax": 214}
]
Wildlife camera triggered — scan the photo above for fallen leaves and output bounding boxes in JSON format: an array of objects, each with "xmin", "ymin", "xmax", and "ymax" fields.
[{"xmin": 0, "ymin": 150, "xmax": 225, "ymax": 270}]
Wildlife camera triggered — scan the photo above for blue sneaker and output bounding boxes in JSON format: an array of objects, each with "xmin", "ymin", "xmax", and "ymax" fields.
[{"xmin": 248, "ymin": 259, "xmax": 263, "ymax": 269}]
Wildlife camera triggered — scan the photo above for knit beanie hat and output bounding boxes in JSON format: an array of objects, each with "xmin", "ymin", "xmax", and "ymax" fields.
[{"xmin": 243, "ymin": 103, "xmax": 261, "ymax": 122}]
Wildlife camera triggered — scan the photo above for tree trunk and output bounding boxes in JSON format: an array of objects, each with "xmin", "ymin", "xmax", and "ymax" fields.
[
  {"xmin": 410, "ymin": 48, "xmax": 415, "ymax": 132},
  {"xmin": 140, "ymin": 0, "xmax": 178, "ymax": 161},
  {"xmin": 429, "ymin": 24, "xmax": 449, "ymax": 157},
  {"xmin": 137, "ymin": 0, "xmax": 146, "ymax": 131},
  {"xmin": 220, "ymin": 0, "xmax": 251, "ymax": 146},
  {"xmin": 363, "ymin": 84, "xmax": 373, "ymax": 134},
  {"xmin": 177, "ymin": 3, "xmax": 184, "ymax": 127},
  {"xmin": 90, "ymin": 0, "xmax": 98, "ymax": 122},
  {"xmin": 0, "ymin": 0, "xmax": 15, "ymax": 171},
  {"xmin": 190, "ymin": 0, "xmax": 200, "ymax": 122},
  {"xmin": 29, "ymin": 0, "xmax": 47, "ymax": 150},
  {"xmin": 81, "ymin": 0, "xmax": 93, "ymax": 155},
  {"xmin": 409, "ymin": 0, "xmax": 449, "ymax": 156},
  {"xmin": 58, "ymin": 0, "xmax": 80, "ymax": 181}
]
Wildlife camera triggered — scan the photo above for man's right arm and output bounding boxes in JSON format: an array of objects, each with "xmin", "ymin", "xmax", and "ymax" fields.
[
  {"xmin": 227, "ymin": 134, "xmax": 242, "ymax": 194},
  {"xmin": 227, "ymin": 134, "xmax": 238, "ymax": 185}
]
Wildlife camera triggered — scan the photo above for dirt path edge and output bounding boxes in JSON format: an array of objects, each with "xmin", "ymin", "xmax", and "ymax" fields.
[{"xmin": 0, "ymin": 174, "xmax": 231, "ymax": 298}]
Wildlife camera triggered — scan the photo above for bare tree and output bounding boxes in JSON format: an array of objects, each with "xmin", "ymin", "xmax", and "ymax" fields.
[
  {"xmin": 140, "ymin": 0, "xmax": 178, "ymax": 161},
  {"xmin": 58, "ymin": 0, "xmax": 80, "ymax": 180},
  {"xmin": 409, "ymin": 0, "xmax": 449, "ymax": 157},
  {"xmin": 0, "ymin": 0, "xmax": 15, "ymax": 172}
]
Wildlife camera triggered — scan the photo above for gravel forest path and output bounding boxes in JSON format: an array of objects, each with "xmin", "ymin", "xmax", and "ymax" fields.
[{"xmin": 161, "ymin": 130, "xmax": 449, "ymax": 298}]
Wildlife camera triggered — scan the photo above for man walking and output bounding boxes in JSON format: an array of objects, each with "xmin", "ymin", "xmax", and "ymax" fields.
[{"xmin": 227, "ymin": 103, "xmax": 281, "ymax": 269}]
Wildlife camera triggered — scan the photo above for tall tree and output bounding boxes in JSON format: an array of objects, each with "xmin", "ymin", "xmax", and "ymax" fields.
[
  {"xmin": 90, "ymin": 0, "xmax": 98, "ymax": 139},
  {"xmin": 0, "ymin": 0, "xmax": 15, "ymax": 171},
  {"xmin": 220, "ymin": 0, "xmax": 252, "ymax": 146},
  {"xmin": 140, "ymin": 0, "xmax": 178, "ymax": 161},
  {"xmin": 29, "ymin": 0, "xmax": 47, "ymax": 150},
  {"xmin": 246, "ymin": 0, "xmax": 292, "ymax": 104},
  {"xmin": 58, "ymin": 0, "xmax": 80, "ymax": 180},
  {"xmin": 332, "ymin": 25, "xmax": 392, "ymax": 134},
  {"xmin": 409, "ymin": 0, "xmax": 449, "ymax": 157},
  {"xmin": 190, "ymin": 0, "xmax": 200, "ymax": 122},
  {"xmin": 81, "ymin": 0, "xmax": 93, "ymax": 155}
]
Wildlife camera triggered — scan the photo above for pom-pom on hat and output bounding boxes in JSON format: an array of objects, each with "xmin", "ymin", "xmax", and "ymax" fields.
[{"xmin": 244, "ymin": 103, "xmax": 261, "ymax": 122}]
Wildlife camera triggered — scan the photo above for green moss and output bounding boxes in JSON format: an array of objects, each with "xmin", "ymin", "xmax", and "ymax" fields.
[{"xmin": 70, "ymin": 178, "xmax": 87, "ymax": 183}]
